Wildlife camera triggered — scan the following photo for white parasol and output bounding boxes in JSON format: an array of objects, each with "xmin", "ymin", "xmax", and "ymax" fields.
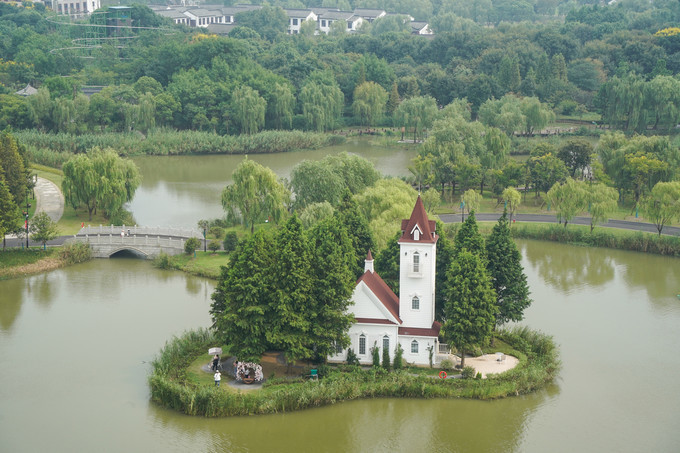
[{"xmin": 208, "ymin": 347, "xmax": 222, "ymax": 355}]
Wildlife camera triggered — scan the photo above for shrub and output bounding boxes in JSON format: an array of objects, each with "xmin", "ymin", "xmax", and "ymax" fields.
[
  {"xmin": 393, "ymin": 344, "xmax": 403, "ymax": 370},
  {"xmin": 371, "ymin": 344, "xmax": 380, "ymax": 367},
  {"xmin": 58, "ymin": 241, "xmax": 92, "ymax": 264},
  {"xmin": 381, "ymin": 347, "xmax": 391, "ymax": 370},
  {"xmin": 461, "ymin": 366, "xmax": 476, "ymax": 379},
  {"xmin": 208, "ymin": 240, "xmax": 221, "ymax": 253},
  {"xmin": 475, "ymin": 372, "xmax": 483, "ymax": 380},
  {"xmin": 440, "ymin": 359, "xmax": 455, "ymax": 371},
  {"xmin": 209, "ymin": 226, "xmax": 223, "ymax": 239},
  {"xmin": 223, "ymin": 232, "xmax": 238, "ymax": 252},
  {"xmin": 346, "ymin": 348, "xmax": 359, "ymax": 366},
  {"xmin": 184, "ymin": 237, "xmax": 201, "ymax": 255},
  {"xmin": 153, "ymin": 252, "xmax": 173, "ymax": 269}
]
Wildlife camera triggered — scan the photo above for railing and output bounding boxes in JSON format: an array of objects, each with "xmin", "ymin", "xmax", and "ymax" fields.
[
  {"xmin": 76, "ymin": 234, "xmax": 186, "ymax": 249},
  {"xmin": 77, "ymin": 224, "xmax": 202, "ymax": 239},
  {"xmin": 438, "ymin": 343, "xmax": 451, "ymax": 354}
]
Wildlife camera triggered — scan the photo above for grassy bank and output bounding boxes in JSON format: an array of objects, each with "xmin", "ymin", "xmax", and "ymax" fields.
[
  {"xmin": 153, "ymin": 251, "xmax": 230, "ymax": 279},
  {"xmin": 0, "ymin": 242, "xmax": 92, "ymax": 280},
  {"xmin": 148, "ymin": 326, "xmax": 559, "ymax": 417},
  {"xmin": 19, "ymin": 130, "xmax": 344, "ymax": 167},
  {"xmin": 510, "ymin": 223, "xmax": 680, "ymax": 256}
]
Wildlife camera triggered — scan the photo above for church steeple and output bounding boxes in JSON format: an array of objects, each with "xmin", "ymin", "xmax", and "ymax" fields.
[
  {"xmin": 399, "ymin": 196, "xmax": 437, "ymax": 243},
  {"xmin": 364, "ymin": 250, "xmax": 374, "ymax": 273}
]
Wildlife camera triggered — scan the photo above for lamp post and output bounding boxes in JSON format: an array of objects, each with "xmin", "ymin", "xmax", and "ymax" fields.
[
  {"xmin": 203, "ymin": 227, "xmax": 207, "ymax": 252},
  {"xmin": 24, "ymin": 190, "xmax": 31, "ymax": 249}
]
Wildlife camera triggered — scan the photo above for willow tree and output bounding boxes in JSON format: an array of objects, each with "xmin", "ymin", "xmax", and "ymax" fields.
[
  {"xmin": 0, "ymin": 176, "xmax": 21, "ymax": 248},
  {"xmin": 641, "ymin": 181, "xmax": 680, "ymax": 236},
  {"xmin": 299, "ymin": 74, "xmax": 344, "ymax": 132},
  {"xmin": 221, "ymin": 158, "xmax": 290, "ymax": 233},
  {"xmin": 394, "ymin": 95, "xmax": 438, "ymax": 143},
  {"xmin": 62, "ymin": 149, "xmax": 141, "ymax": 221},
  {"xmin": 546, "ymin": 178, "xmax": 587, "ymax": 227},
  {"xmin": 268, "ymin": 82, "xmax": 294, "ymax": 130},
  {"xmin": 352, "ymin": 81, "xmax": 388, "ymax": 126},
  {"xmin": 232, "ymin": 86, "xmax": 266, "ymax": 134},
  {"xmin": 586, "ymin": 183, "xmax": 618, "ymax": 232}
]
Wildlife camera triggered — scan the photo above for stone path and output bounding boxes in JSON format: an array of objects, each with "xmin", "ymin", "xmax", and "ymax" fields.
[{"xmin": 34, "ymin": 177, "xmax": 64, "ymax": 222}]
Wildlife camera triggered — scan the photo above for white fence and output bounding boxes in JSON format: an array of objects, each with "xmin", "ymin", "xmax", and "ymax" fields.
[{"xmin": 77, "ymin": 225, "xmax": 203, "ymax": 239}]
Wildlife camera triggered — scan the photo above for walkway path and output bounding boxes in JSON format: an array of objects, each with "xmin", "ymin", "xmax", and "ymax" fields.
[{"xmin": 34, "ymin": 177, "xmax": 64, "ymax": 223}]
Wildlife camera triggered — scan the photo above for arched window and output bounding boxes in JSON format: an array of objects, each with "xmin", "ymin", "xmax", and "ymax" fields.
[
  {"xmin": 411, "ymin": 340, "xmax": 419, "ymax": 354},
  {"xmin": 382, "ymin": 335, "xmax": 389, "ymax": 352},
  {"xmin": 413, "ymin": 252, "xmax": 420, "ymax": 273},
  {"xmin": 412, "ymin": 296, "xmax": 420, "ymax": 310},
  {"xmin": 359, "ymin": 334, "xmax": 366, "ymax": 355}
]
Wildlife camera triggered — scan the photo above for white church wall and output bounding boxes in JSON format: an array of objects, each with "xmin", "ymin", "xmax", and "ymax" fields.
[{"xmin": 399, "ymin": 243, "xmax": 436, "ymax": 329}]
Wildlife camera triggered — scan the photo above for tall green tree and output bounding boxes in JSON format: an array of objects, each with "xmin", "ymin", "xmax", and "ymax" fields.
[
  {"xmin": 0, "ymin": 176, "xmax": 21, "ymax": 249},
  {"xmin": 441, "ymin": 249, "xmax": 497, "ymax": 368},
  {"xmin": 232, "ymin": 85, "xmax": 266, "ymax": 134},
  {"xmin": 335, "ymin": 190, "xmax": 375, "ymax": 278},
  {"xmin": 268, "ymin": 82, "xmax": 294, "ymax": 130},
  {"xmin": 485, "ymin": 211, "xmax": 531, "ymax": 327},
  {"xmin": 211, "ymin": 229, "xmax": 275, "ymax": 363},
  {"xmin": 352, "ymin": 81, "xmax": 388, "ymax": 126},
  {"xmin": 454, "ymin": 211, "xmax": 485, "ymax": 257},
  {"xmin": 307, "ymin": 216, "xmax": 356, "ymax": 361},
  {"xmin": 394, "ymin": 95, "xmax": 438, "ymax": 143},
  {"xmin": 641, "ymin": 181, "xmax": 680, "ymax": 236},
  {"xmin": 0, "ymin": 132, "xmax": 29, "ymax": 208},
  {"xmin": 61, "ymin": 149, "xmax": 140, "ymax": 221},
  {"xmin": 267, "ymin": 214, "xmax": 313, "ymax": 364},
  {"xmin": 546, "ymin": 178, "xmax": 587, "ymax": 227},
  {"xmin": 221, "ymin": 158, "xmax": 290, "ymax": 233},
  {"xmin": 557, "ymin": 139, "xmax": 593, "ymax": 178},
  {"xmin": 586, "ymin": 183, "xmax": 618, "ymax": 232}
]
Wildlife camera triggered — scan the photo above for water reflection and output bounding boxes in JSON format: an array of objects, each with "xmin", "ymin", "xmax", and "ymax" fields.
[
  {"xmin": 521, "ymin": 242, "xmax": 615, "ymax": 294},
  {"xmin": 0, "ymin": 278, "xmax": 24, "ymax": 331},
  {"xmin": 618, "ymin": 252, "xmax": 680, "ymax": 310}
]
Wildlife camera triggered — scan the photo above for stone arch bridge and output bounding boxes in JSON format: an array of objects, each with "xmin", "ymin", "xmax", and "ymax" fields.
[{"xmin": 69, "ymin": 225, "xmax": 204, "ymax": 259}]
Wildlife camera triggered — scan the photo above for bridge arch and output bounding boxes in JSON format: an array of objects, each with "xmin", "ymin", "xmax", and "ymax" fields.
[{"xmin": 108, "ymin": 247, "xmax": 150, "ymax": 259}]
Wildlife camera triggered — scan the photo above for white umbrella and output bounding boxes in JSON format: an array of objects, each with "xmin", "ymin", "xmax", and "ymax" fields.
[{"xmin": 208, "ymin": 347, "xmax": 222, "ymax": 355}]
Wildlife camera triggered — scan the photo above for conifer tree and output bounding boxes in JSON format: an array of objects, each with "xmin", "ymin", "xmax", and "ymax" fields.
[
  {"xmin": 0, "ymin": 175, "xmax": 21, "ymax": 249},
  {"xmin": 374, "ymin": 231, "xmax": 401, "ymax": 292},
  {"xmin": 210, "ymin": 229, "xmax": 275, "ymax": 363},
  {"xmin": 441, "ymin": 250, "xmax": 497, "ymax": 368},
  {"xmin": 454, "ymin": 211, "xmax": 485, "ymax": 258},
  {"xmin": 485, "ymin": 211, "xmax": 531, "ymax": 327},
  {"xmin": 267, "ymin": 214, "xmax": 313, "ymax": 364},
  {"xmin": 386, "ymin": 81, "xmax": 400, "ymax": 116},
  {"xmin": 435, "ymin": 224, "xmax": 456, "ymax": 322},
  {"xmin": 307, "ymin": 216, "xmax": 356, "ymax": 361},
  {"xmin": 335, "ymin": 190, "xmax": 374, "ymax": 279}
]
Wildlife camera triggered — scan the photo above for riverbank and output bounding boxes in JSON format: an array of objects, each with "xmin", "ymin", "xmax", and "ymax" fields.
[
  {"xmin": 148, "ymin": 327, "xmax": 559, "ymax": 417},
  {"xmin": 0, "ymin": 243, "xmax": 92, "ymax": 280}
]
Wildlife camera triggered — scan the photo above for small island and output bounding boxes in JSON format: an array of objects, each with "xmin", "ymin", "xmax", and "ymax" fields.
[{"xmin": 149, "ymin": 198, "xmax": 559, "ymax": 416}]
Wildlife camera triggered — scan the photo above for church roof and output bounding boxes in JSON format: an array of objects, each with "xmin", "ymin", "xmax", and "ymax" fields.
[
  {"xmin": 355, "ymin": 317, "xmax": 397, "ymax": 325},
  {"xmin": 399, "ymin": 195, "xmax": 437, "ymax": 243},
  {"xmin": 356, "ymin": 269, "xmax": 402, "ymax": 324},
  {"xmin": 398, "ymin": 321, "xmax": 441, "ymax": 337}
]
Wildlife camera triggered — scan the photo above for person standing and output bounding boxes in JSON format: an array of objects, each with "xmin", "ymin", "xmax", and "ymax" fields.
[
  {"xmin": 214, "ymin": 370, "xmax": 221, "ymax": 387},
  {"xmin": 212, "ymin": 354, "xmax": 219, "ymax": 371}
]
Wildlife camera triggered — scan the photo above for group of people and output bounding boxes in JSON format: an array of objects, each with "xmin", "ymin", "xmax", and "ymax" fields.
[{"xmin": 213, "ymin": 354, "xmax": 221, "ymax": 387}]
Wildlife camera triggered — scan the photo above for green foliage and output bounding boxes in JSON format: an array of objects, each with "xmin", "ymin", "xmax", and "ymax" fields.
[
  {"xmin": 485, "ymin": 212, "xmax": 531, "ymax": 326},
  {"xmin": 393, "ymin": 344, "xmax": 403, "ymax": 370},
  {"xmin": 152, "ymin": 252, "xmax": 174, "ymax": 270},
  {"xmin": 439, "ymin": 359, "xmax": 454, "ymax": 371},
  {"xmin": 208, "ymin": 240, "xmax": 221, "ymax": 253},
  {"xmin": 382, "ymin": 347, "xmax": 391, "ymax": 370},
  {"xmin": 222, "ymin": 231, "xmax": 239, "ymax": 253},
  {"xmin": 29, "ymin": 211, "xmax": 58, "ymax": 246},
  {"xmin": 371, "ymin": 344, "xmax": 380, "ymax": 367},
  {"xmin": 58, "ymin": 241, "xmax": 92, "ymax": 265},
  {"xmin": 184, "ymin": 237, "xmax": 201, "ymax": 255},
  {"xmin": 462, "ymin": 366, "xmax": 477, "ymax": 379},
  {"xmin": 454, "ymin": 211, "xmax": 485, "ymax": 257},
  {"xmin": 346, "ymin": 348, "xmax": 359, "ymax": 366},
  {"xmin": 546, "ymin": 178, "xmax": 588, "ymax": 227},
  {"xmin": 641, "ymin": 181, "xmax": 680, "ymax": 236},
  {"xmin": 221, "ymin": 158, "xmax": 290, "ymax": 234}
]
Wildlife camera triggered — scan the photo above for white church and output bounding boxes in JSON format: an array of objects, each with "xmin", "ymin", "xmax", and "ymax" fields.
[{"xmin": 328, "ymin": 196, "xmax": 442, "ymax": 366}]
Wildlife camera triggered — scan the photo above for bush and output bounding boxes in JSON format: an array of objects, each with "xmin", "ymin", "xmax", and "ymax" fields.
[
  {"xmin": 440, "ymin": 359, "xmax": 455, "ymax": 371},
  {"xmin": 223, "ymin": 232, "xmax": 238, "ymax": 252},
  {"xmin": 393, "ymin": 344, "xmax": 403, "ymax": 370},
  {"xmin": 381, "ymin": 347, "xmax": 391, "ymax": 370},
  {"xmin": 184, "ymin": 237, "xmax": 201, "ymax": 255},
  {"xmin": 346, "ymin": 348, "xmax": 359, "ymax": 366},
  {"xmin": 58, "ymin": 241, "xmax": 92, "ymax": 264},
  {"xmin": 461, "ymin": 366, "xmax": 476, "ymax": 379},
  {"xmin": 371, "ymin": 344, "xmax": 380, "ymax": 367},
  {"xmin": 208, "ymin": 226, "xmax": 223, "ymax": 239},
  {"xmin": 153, "ymin": 252, "xmax": 173, "ymax": 269},
  {"xmin": 208, "ymin": 239, "xmax": 221, "ymax": 253}
]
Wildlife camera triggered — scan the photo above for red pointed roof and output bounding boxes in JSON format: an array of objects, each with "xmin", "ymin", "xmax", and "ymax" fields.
[
  {"xmin": 356, "ymin": 269, "xmax": 402, "ymax": 324},
  {"xmin": 366, "ymin": 249, "xmax": 373, "ymax": 260},
  {"xmin": 399, "ymin": 196, "xmax": 437, "ymax": 243}
]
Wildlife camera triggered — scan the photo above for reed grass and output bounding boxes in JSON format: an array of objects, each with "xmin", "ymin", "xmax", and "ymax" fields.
[
  {"xmin": 17, "ymin": 129, "xmax": 344, "ymax": 167},
  {"xmin": 148, "ymin": 326, "xmax": 559, "ymax": 417}
]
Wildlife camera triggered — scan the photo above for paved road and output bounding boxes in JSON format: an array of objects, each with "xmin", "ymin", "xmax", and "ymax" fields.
[{"xmin": 34, "ymin": 177, "xmax": 64, "ymax": 222}]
